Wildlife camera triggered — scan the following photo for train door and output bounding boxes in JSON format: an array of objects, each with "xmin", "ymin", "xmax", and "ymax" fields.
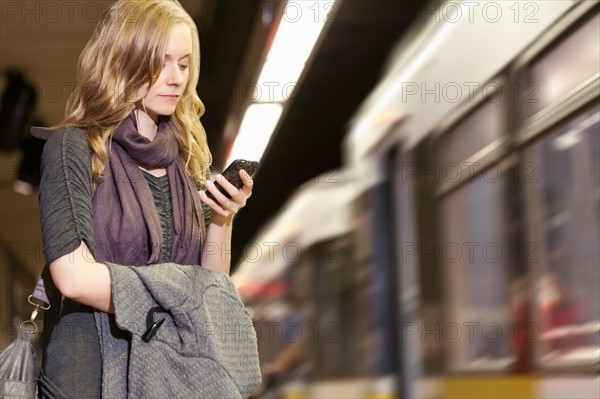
[{"xmin": 355, "ymin": 141, "xmax": 424, "ymax": 398}]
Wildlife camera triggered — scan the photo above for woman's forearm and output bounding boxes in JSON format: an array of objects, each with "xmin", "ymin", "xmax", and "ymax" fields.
[
  {"xmin": 49, "ymin": 241, "xmax": 114, "ymax": 313},
  {"xmin": 201, "ymin": 214, "xmax": 234, "ymax": 274}
]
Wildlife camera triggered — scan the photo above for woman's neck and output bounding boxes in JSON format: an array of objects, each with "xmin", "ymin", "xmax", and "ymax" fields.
[
  {"xmin": 135, "ymin": 108, "xmax": 159, "ymax": 141},
  {"xmin": 133, "ymin": 109, "xmax": 167, "ymax": 176}
]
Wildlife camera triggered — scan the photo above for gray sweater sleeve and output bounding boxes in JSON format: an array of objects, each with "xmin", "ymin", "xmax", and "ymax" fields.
[{"xmin": 39, "ymin": 128, "xmax": 96, "ymax": 264}]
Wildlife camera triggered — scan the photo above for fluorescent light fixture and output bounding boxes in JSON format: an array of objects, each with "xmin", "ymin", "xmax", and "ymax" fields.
[
  {"xmin": 226, "ymin": 103, "xmax": 283, "ymax": 165},
  {"xmin": 227, "ymin": 1, "xmax": 335, "ymax": 163},
  {"xmin": 256, "ymin": 0, "xmax": 333, "ymax": 102},
  {"xmin": 255, "ymin": 60, "xmax": 305, "ymax": 102},
  {"xmin": 267, "ymin": 1, "xmax": 330, "ymax": 63}
]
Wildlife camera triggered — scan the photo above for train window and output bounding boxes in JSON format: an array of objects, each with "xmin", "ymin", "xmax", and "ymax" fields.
[
  {"xmin": 438, "ymin": 165, "xmax": 520, "ymax": 372},
  {"xmin": 438, "ymin": 98, "xmax": 506, "ymax": 170},
  {"xmin": 523, "ymin": 105, "xmax": 600, "ymax": 368},
  {"xmin": 522, "ymin": 12, "xmax": 599, "ymax": 119}
]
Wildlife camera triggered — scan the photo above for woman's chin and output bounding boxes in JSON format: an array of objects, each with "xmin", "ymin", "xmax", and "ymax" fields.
[{"xmin": 151, "ymin": 106, "xmax": 177, "ymax": 118}]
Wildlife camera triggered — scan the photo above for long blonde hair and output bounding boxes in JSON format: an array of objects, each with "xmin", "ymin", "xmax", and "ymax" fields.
[{"xmin": 50, "ymin": 0, "xmax": 211, "ymax": 189}]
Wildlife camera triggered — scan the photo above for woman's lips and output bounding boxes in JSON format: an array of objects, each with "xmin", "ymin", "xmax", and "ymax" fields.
[{"xmin": 159, "ymin": 95, "xmax": 179, "ymax": 101}]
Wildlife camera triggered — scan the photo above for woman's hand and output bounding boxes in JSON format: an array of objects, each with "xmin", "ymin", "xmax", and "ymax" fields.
[
  {"xmin": 198, "ymin": 169, "xmax": 254, "ymax": 225},
  {"xmin": 198, "ymin": 169, "xmax": 253, "ymax": 273}
]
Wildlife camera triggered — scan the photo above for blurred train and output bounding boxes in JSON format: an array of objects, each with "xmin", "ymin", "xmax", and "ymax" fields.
[{"xmin": 233, "ymin": 1, "xmax": 600, "ymax": 398}]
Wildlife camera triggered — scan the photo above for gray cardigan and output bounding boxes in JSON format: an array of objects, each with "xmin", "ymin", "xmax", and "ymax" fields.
[{"xmin": 102, "ymin": 262, "xmax": 261, "ymax": 398}]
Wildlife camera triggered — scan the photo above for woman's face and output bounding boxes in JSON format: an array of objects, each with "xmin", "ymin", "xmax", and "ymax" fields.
[{"xmin": 138, "ymin": 23, "xmax": 192, "ymax": 123}]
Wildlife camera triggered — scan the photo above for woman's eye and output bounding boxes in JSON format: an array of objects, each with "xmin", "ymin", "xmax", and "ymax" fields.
[{"xmin": 162, "ymin": 62, "xmax": 189, "ymax": 71}]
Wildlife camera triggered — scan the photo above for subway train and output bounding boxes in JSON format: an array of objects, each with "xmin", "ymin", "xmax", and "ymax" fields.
[{"xmin": 233, "ymin": 1, "xmax": 599, "ymax": 398}]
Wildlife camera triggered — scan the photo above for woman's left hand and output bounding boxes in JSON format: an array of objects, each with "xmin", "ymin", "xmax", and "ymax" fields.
[{"xmin": 199, "ymin": 169, "xmax": 254, "ymax": 223}]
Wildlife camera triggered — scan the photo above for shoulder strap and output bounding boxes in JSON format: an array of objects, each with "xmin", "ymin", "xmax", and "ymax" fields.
[
  {"xmin": 27, "ymin": 265, "xmax": 51, "ymax": 318},
  {"xmin": 30, "ymin": 126, "xmax": 56, "ymax": 141},
  {"xmin": 29, "ymin": 265, "xmax": 63, "ymax": 367},
  {"xmin": 31, "ymin": 270, "xmax": 50, "ymax": 306}
]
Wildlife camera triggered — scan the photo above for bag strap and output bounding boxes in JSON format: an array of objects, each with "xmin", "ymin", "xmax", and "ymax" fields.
[
  {"xmin": 22, "ymin": 266, "xmax": 51, "ymax": 333},
  {"xmin": 30, "ymin": 265, "xmax": 63, "ymax": 368},
  {"xmin": 31, "ymin": 270, "xmax": 50, "ymax": 306}
]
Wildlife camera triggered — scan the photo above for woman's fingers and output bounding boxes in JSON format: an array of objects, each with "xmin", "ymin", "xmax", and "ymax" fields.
[
  {"xmin": 239, "ymin": 169, "xmax": 254, "ymax": 196},
  {"xmin": 203, "ymin": 180, "xmax": 235, "ymax": 211},
  {"xmin": 198, "ymin": 190, "xmax": 229, "ymax": 217},
  {"xmin": 199, "ymin": 170, "xmax": 254, "ymax": 216},
  {"xmin": 214, "ymin": 174, "xmax": 240, "ymax": 200}
]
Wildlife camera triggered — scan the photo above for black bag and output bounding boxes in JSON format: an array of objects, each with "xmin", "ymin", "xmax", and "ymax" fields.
[{"xmin": 0, "ymin": 277, "xmax": 51, "ymax": 398}]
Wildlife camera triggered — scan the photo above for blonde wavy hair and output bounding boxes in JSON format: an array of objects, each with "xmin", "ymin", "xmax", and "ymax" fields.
[{"xmin": 50, "ymin": 0, "xmax": 211, "ymax": 189}]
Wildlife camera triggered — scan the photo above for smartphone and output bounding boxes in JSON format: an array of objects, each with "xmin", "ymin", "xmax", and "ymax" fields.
[{"xmin": 206, "ymin": 159, "xmax": 260, "ymax": 201}]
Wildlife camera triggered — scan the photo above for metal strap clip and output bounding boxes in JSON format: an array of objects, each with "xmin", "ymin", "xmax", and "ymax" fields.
[
  {"xmin": 27, "ymin": 294, "xmax": 51, "ymax": 322},
  {"xmin": 19, "ymin": 295, "xmax": 51, "ymax": 333}
]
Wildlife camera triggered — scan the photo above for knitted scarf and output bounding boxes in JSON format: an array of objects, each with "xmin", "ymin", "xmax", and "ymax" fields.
[
  {"xmin": 92, "ymin": 110, "xmax": 204, "ymax": 266},
  {"xmin": 91, "ymin": 110, "xmax": 205, "ymax": 397}
]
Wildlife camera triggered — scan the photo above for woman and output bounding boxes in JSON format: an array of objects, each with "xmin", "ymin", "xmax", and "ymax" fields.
[{"xmin": 35, "ymin": 0, "xmax": 253, "ymax": 396}]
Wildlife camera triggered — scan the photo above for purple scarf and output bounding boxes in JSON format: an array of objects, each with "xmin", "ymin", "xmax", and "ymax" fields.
[{"xmin": 91, "ymin": 111, "xmax": 204, "ymax": 266}]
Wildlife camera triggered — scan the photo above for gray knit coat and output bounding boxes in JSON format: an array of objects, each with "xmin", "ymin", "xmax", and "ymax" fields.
[{"xmin": 98, "ymin": 262, "xmax": 261, "ymax": 398}]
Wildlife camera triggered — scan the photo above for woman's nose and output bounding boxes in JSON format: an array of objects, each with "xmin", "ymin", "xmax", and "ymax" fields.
[{"xmin": 166, "ymin": 64, "xmax": 185, "ymax": 86}]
